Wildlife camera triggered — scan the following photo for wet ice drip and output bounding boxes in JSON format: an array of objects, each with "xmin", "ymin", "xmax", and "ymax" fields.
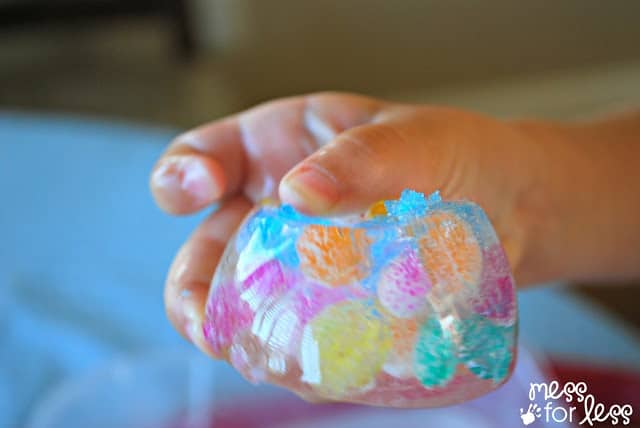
[{"xmin": 203, "ymin": 190, "xmax": 517, "ymax": 407}]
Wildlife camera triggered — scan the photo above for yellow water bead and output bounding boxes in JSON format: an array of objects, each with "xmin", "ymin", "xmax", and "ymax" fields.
[{"xmin": 300, "ymin": 300, "xmax": 392, "ymax": 397}]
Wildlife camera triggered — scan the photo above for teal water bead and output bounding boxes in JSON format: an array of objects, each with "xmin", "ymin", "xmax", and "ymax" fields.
[
  {"xmin": 414, "ymin": 316, "xmax": 457, "ymax": 388},
  {"xmin": 457, "ymin": 315, "xmax": 515, "ymax": 383}
]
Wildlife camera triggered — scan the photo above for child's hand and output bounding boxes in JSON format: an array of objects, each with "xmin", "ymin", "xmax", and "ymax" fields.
[{"xmin": 149, "ymin": 92, "xmax": 640, "ymax": 355}]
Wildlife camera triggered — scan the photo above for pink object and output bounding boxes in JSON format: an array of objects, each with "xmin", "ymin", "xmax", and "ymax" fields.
[
  {"xmin": 377, "ymin": 248, "xmax": 431, "ymax": 318},
  {"xmin": 240, "ymin": 260, "xmax": 293, "ymax": 312},
  {"xmin": 472, "ymin": 245, "xmax": 516, "ymax": 324},
  {"xmin": 241, "ymin": 259, "xmax": 287, "ymax": 293},
  {"xmin": 203, "ymin": 284, "xmax": 253, "ymax": 356}
]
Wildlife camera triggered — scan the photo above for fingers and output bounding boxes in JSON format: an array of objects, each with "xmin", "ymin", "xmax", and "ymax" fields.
[
  {"xmin": 150, "ymin": 118, "xmax": 245, "ymax": 215},
  {"xmin": 235, "ymin": 92, "xmax": 385, "ymax": 202},
  {"xmin": 151, "ymin": 92, "xmax": 386, "ymax": 215},
  {"xmin": 279, "ymin": 107, "xmax": 465, "ymax": 215},
  {"xmin": 235, "ymin": 97, "xmax": 312, "ymax": 202},
  {"xmin": 304, "ymin": 92, "xmax": 385, "ymax": 143},
  {"xmin": 150, "ymin": 153, "xmax": 228, "ymax": 215},
  {"xmin": 164, "ymin": 196, "xmax": 252, "ymax": 356}
]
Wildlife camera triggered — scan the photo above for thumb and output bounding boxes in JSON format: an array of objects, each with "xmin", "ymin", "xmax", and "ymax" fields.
[{"xmin": 279, "ymin": 111, "xmax": 463, "ymax": 215}]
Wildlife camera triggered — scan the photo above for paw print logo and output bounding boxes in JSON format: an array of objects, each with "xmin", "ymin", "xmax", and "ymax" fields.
[{"xmin": 520, "ymin": 403, "xmax": 542, "ymax": 426}]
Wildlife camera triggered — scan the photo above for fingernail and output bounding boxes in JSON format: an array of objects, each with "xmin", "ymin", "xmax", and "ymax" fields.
[
  {"xmin": 280, "ymin": 165, "xmax": 339, "ymax": 213},
  {"xmin": 153, "ymin": 156, "xmax": 216, "ymax": 204}
]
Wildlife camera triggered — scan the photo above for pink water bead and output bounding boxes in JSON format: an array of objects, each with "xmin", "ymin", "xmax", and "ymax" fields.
[
  {"xmin": 204, "ymin": 260, "xmax": 294, "ymax": 357},
  {"xmin": 471, "ymin": 245, "xmax": 516, "ymax": 324},
  {"xmin": 377, "ymin": 248, "xmax": 431, "ymax": 318},
  {"xmin": 203, "ymin": 283, "xmax": 253, "ymax": 356},
  {"xmin": 239, "ymin": 259, "xmax": 293, "ymax": 311}
]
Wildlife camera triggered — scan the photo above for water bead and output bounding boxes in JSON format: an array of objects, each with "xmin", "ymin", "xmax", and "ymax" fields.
[
  {"xmin": 366, "ymin": 199, "xmax": 388, "ymax": 218},
  {"xmin": 236, "ymin": 208, "xmax": 300, "ymax": 276},
  {"xmin": 377, "ymin": 248, "xmax": 431, "ymax": 318},
  {"xmin": 300, "ymin": 300, "xmax": 392, "ymax": 397},
  {"xmin": 297, "ymin": 225, "xmax": 371, "ymax": 286},
  {"xmin": 418, "ymin": 211, "xmax": 483, "ymax": 295},
  {"xmin": 202, "ymin": 283, "xmax": 253, "ymax": 356},
  {"xmin": 471, "ymin": 245, "xmax": 516, "ymax": 324},
  {"xmin": 457, "ymin": 314, "xmax": 515, "ymax": 384},
  {"xmin": 414, "ymin": 316, "xmax": 457, "ymax": 388},
  {"xmin": 384, "ymin": 189, "xmax": 430, "ymax": 217},
  {"xmin": 240, "ymin": 259, "xmax": 292, "ymax": 311},
  {"xmin": 205, "ymin": 260, "xmax": 294, "ymax": 357},
  {"xmin": 205, "ymin": 189, "xmax": 517, "ymax": 407}
]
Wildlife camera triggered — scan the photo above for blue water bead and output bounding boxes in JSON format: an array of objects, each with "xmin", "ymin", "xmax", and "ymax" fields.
[
  {"xmin": 384, "ymin": 189, "xmax": 443, "ymax": 219},
  {"xmin": 385, "ymin": 189, "xmax": 427, "ymax": 217},
  {"xmin": 235, "ymin": 209, "xmax": 262, "ymax": 252},
  {"xmin": 358, "ymin": 224, "xmax": 406, "ymax": 292},
  {"xmin": 239, "ymin": 208, "xmax": 300, "ymax": 271},
  {"xmin": 278, "ymin": 204, "xmax": 307, "ymax": 223},
  {"xmin": 279, "ymin": 204, "xmax": 332, "ymax": 226},
  {"xmin": 425, "ymin": 190, "xmax": 442, "ymax": 205}
]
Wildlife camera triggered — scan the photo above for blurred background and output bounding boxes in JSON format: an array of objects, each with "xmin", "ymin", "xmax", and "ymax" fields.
[
  {"xmin": 3, "ymin": 0, "xmax": 640, "ymax": 124},
  {"xmin": 2, "ymin": 1, "xmax": 640, "ymax": 427}
]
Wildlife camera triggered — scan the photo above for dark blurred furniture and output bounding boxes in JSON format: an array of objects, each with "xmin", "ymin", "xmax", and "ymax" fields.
[
  {"xmin": 576, "ymin": 281, "xmax": 640, "ymax": 331},
  {"xmin": 0, "ymin": 0, "xmax": 195, "ymax": 59}
]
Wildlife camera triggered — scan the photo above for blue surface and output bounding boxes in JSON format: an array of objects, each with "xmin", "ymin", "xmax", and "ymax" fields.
[
  {"xmin": 1, "ymin": 112, "xmax": 638, "ymax": 428},
  {"xmin": 0, "ymin": 112, "xmax": 207, "ymax": 426}
]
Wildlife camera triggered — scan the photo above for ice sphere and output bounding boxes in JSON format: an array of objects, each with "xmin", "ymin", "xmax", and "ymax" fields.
[{"xmin": 203, "ymin": 190, "xmax": 517, "ymax": 407}]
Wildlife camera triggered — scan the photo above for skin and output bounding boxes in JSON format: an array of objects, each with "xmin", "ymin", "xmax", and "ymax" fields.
[{"xmin": 149, "ymin": 92, "xmax": 640, "ymax": 363}]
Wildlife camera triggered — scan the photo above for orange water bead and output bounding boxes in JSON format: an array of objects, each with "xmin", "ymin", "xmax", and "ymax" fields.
[
  {"xmin": 418, "ymin": 211, "xmax": 482, "ymax": 294},
  {"xmin": 366, "ymin": 200, "xmax": 388, "ymax": 218},
  {"xmin": 296, "ymin": 225, "xmax": 371, "ymax": 286},
  {"xmin": 383, "ymin": 317, "xmax": 419, "ymax": 379}
]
